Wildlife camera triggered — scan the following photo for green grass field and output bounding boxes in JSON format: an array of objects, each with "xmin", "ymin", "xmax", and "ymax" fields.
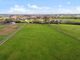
[
  {"xmin": 0, "ymin": 24, "xmax": 80, "ymax": 60},
  {"xmin": 58, "ymin": 24, "xmax": 80, "ymax": 40}
]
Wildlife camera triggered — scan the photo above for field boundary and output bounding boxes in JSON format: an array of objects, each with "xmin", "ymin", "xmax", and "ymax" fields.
[{"xmin": 0, "ymin": 23, "xmax": 26, "ymax": 46}]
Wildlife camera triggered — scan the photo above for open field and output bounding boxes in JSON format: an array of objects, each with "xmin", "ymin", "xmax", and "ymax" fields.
[
  {"xmin": 0, "ymin": 24, "xmax": 80, "ymax": 60},
  {"xmin": 53, "ymin": 19, "xmax": 80, "ymax": 22},
  {"xmin": 58, "ymin": 24, "xmax": 80, "ymax": 40},
  {"xmin": 50, "ymin": 24, "xmax": 80, "ymax": 40}
]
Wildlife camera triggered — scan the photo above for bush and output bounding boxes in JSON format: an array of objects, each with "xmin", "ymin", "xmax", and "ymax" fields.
[
  {"xmin": 15, "ymin": 20, "xmax": 21, "ymax": 23},
  {"xmin": 63, "ymin": 21, "xmax": 80, "ymax": 25}
]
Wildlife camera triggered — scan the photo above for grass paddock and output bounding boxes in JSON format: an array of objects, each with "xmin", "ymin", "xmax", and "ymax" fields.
[{"xmin": 0, "ymin": 24, "xmax": 80, "ymax": 60}]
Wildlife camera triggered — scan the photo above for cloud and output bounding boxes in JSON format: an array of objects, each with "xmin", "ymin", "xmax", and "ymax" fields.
[
  {"xmin": 1, "ymin": 4, "xmax": 80, "ymax": 14},
  {"xmin": 55, "ymin": 6, "xmax": 80, "ymax": 14},
  {"xmin": 7, "ymin": 4, "xmax": 51, "ymax": 14},
  {"xmin": 58, "ymin": 5, "xmax": 62, "ymax": 8},
  {"xmin": 58, "ymin": 8, "xmax": 73, "ymax": 14},
  {"xmin": 27, "ymin": 4, "xmax": 50, "ymax": 10},
  {"xmin": 76, "ymin": 6, "xmax": 80, "ymax": 11},
  {"xmin": 27, "ymin": 4, "xmax": 40, "ymax": 9},
  {"xmin": 8, "ymin": 5, "xmax": 27, "ymax": 14},
  {"xmin": 67, "ymin": 1, "xmax": 71, "ymax": 5}
]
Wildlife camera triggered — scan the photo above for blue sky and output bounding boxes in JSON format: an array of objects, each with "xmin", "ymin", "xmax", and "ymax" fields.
[{"xmin": 0, "ymin": 0, "xmax": 80, "ymax": 14}]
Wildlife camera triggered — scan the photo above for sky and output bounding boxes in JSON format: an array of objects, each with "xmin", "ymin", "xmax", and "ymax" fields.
[{"xmin": 0, "ymin": 0, "xmax": 80, "ymax": 14}]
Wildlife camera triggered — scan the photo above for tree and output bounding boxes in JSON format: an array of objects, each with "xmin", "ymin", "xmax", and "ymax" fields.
[
  {"xmin": 43, "ymin": 17, "xmax": 49, "ymax": 23},
  {"xmin": 4, "ymin": 18, "xmax": 13, "ymax": 23}
]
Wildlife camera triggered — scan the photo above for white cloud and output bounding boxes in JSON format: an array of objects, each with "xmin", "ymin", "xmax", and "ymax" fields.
[
  {"xmin": 6, "ymin": 4, "xmax": 51, "ymax": 14},
  {"xmin": 58, "ymin": 8, "xmax": 73, "ymax": 14},
  {"xmin": 67, "ymin": 1, "xmax": 71, "ymax": 5},
  {"xmin": 55, "ymin": 7, "xmax": 80, "ymax": 14},
  {"xmin": 27, "ymin": 4, "xmax": 40, "ymax": 9},
  {"xmin": 58, "ymin": 5, "xmax": 62, "ymax": 8},
  {"xmin": 27, "ymin": 4, "xmax": 50, "ymax": 10},
  {"xmin": 8, "ymin": 5, "xmax": 27, "ymax": 14},
  {"xmin": 76, "ymin": 6, "xmax": 80, "ymax": 11},
  {"xmin": 1, "ymin": 4, "xmax": 80, "ymax": 14}
]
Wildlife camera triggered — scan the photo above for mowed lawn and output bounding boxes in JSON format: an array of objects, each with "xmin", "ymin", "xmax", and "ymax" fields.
[
  {"xmin": 58, "ymin": 24, "xmax": 80, "ymax": 40},
  {"xmin": 0, "ymin": 24, "xmax": 80, "ymax": 60}
]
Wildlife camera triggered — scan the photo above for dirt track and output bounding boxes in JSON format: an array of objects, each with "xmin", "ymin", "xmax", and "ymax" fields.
[{"xmin": 0, "ymin": 24, "xmax": 18, "ymax": 35}]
